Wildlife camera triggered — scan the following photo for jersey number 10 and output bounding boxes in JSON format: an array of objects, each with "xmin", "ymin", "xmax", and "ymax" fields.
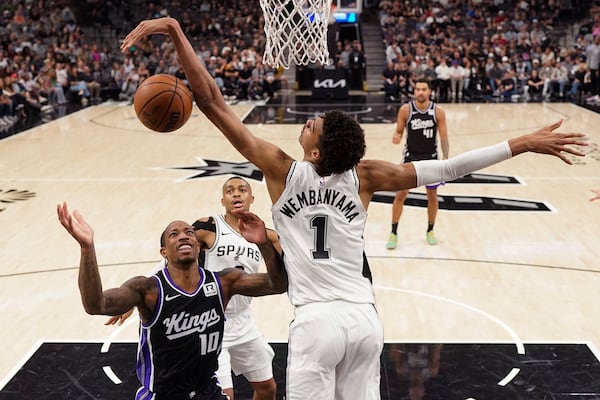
[{"xmin": 199, "ymin": 331, "xmax": 220, "ymax": 355}]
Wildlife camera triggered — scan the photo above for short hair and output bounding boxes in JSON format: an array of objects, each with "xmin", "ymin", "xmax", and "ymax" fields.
[
  {"xmin": 223, "ymin": 175, "xmax": 251, "ymax": 189},
  {"xmin": 160, "ymin": 227, "xmax": 167, "ymax": 247},
  {"xmin": 319, "ymin": 110, "xmax": 366, "ymax": 174},
  {"xmin": 414, "ymin": 78, "xmax": 432, "ymax": 89}
]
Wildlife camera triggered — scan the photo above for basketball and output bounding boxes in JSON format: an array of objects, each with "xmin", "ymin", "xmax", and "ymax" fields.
[{"xmin": 133, "ymin": 74, "xmax": 193, "ymax": 133}]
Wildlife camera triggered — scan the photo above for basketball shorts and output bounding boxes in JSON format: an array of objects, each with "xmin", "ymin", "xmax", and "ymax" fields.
[
  {"xmin": 137, "ymin": 377, "xmax": 229, "ymax": 400},
  {"xmin": 286, "ymin": 301, "xmax": 384, "ymax": 400},
  {"xmin": 217, "ymin": 336, "xmax": 274, "ymax": 388}
]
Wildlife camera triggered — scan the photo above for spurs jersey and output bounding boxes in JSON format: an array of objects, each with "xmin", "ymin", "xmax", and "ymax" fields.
[
  {"xmin": 403, "ymin": 100, "xmax": 439, "ymax": 162},
  {"xmin": 201, "ymin": 214, "xmax": 261, "ymax": 315},
  {"xmin": 135, "ymin": 267, "xmax": 226, "ymax": 399},
  {"xmin": 272, "ymin": 161, "xmax": 375, "ymax": 306}
]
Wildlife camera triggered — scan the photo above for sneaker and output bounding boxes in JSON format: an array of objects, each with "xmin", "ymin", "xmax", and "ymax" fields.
[
  {"xmin": 386, "ymin": 233, "xmax": 398, "ymax": 250},
  {"xmin": 426, "ymin": 231, "xmax": 438, "ymax": 245}
]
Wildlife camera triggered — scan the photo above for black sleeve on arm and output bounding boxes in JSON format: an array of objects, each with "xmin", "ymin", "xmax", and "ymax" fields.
[{"xmin": 192, "ymin": 216, "xmax": 216, "ymax": 232}]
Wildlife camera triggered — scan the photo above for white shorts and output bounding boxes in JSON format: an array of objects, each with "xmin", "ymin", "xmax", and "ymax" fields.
[
  {"xmin": 286, "ymin": 301, "xmax": 384, "ymax": 400},
  {"xmin": 216, "ymin": 335, "xmax": 275, "ymax": 389}
]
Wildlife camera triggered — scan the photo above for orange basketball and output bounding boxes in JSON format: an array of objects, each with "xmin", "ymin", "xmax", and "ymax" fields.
[{"xmin": 133, "ymin": 74, "xmax": 193, "ymax": 133}]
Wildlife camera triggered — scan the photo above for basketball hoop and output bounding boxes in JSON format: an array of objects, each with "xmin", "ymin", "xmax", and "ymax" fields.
[{"xmin": 260, "ymin": 0, "xmax": 333, "ymax": 69}]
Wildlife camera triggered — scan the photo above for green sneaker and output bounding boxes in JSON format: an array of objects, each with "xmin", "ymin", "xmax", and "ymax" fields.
[
  {"xmin": 426, "ymin": 231, "xmax": 438, "ymax": 245},
  {"xmin": 386, "ymin": 233, "xmax": 398, "ymax": 249}
]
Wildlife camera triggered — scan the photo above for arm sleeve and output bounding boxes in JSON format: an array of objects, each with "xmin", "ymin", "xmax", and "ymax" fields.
[
  {"xmin": 192, "ymin": 217, "xmax": 216, "ymax": 232},
  {"xmin": 413, "ymin": 141, "xmax": 512, "ymax": 187}
]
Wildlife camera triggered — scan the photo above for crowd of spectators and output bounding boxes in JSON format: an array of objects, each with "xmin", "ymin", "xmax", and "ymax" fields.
[
  {"xmin": 376, "ymin": 0, "xmax": 599, "ymax": 104},
  {"xmin": 117, "ymin": 0, "xmax": 289, "ymax": 104},
  {"xmin": 0, "ymin": 0, "xmax": 289, "ymax": 134},
  {"xmin": 1, "ymin": 0, "xmax": 599, "ymax": 135},
  {"xmin": 0, "ymin": 0, "xmax": 123, "ymax": 131}
]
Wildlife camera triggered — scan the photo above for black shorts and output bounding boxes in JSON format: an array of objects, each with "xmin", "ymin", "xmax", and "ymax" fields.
[{"xmin": 151, "ymin": 377, "xmax": 229, "ymax": 400}]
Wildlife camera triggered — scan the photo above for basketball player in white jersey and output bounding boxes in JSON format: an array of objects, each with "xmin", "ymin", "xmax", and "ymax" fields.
[
  {"xmin": 191, "ymin": 176, "xmax": 280, "ymax": 400},
  {"xmin": 121, "ymin": 18, "xmax": 587, "ymax": 400},
  {"xmin": 387, "ymin": 78, "xmax": 449, "ymax": 248}
]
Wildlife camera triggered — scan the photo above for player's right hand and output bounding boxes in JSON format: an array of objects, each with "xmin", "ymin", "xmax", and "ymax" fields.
[{"xmin": 104, "ymin": 308, "xmax": 135, "ymax": 326}]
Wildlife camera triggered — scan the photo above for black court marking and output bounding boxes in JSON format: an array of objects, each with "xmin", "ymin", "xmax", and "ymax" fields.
[
  {"xmin": 372, "ymin": 191, "xmax": 551, "ymax": 211},
  {"xmin": 2, "ymin": 342, "xmax": 599, "ymax": 399},
  {"xmin": 162, "ymin": 159, "xmax": 549, "ymax": 211},
  {"xmin": 243, "ymin": 94, "xmax": 399, "ymax": 124},
  {"xmin": 167, "ymin": 159, "xmax": 264, "ymax": 181},
  {"xmin": 450, "ymin": 173, "xmax": 521, "ymax": 184},
  {"xmin": 0, "ymin": 189, "xmax": 36, "ymax": 213},
  {"xmin": 373, "ymin": 173, "xmax": 543, "ymax": 212}
]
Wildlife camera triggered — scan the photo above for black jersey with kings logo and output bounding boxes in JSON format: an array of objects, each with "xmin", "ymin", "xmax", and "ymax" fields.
[
  {"xmin": 403, "ymin": 100, "xmax": 438, "ymax": 162},
  {"xmin": 135, "ymin": 266, "xmax": 226, "ymax": 400}
]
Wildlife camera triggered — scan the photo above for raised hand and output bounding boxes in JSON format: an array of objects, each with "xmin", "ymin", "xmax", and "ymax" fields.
[
  {"xmin": 57, "ymin": 202, "xmax": 93, "ymax": 248},
  {"xmin": 513, "ymin": 119, "xmax": 587, "ymax": 164},
  {"xmin": 120, "ymin": 18, "xmax": 176, "ymax": 53},
  {"xmin": 231, "ymin": 209, "xmax": 267, "ymax": 245}
]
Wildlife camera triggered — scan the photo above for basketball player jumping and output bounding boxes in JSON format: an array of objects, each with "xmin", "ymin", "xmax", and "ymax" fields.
[
  {"xmin": 387, "ymin": 78, "xmax": 449, "ymax": 248},
  {"xmin": 57, "ymin": 202, "xmax": 287, "ymax": 400},
  {"xmin": 121, "ymin": 17, "xmax": 587, "ymax": 400}
]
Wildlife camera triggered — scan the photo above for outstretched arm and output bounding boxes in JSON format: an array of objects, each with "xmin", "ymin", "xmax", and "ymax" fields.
[
  {"xmin": 57, "ymin": 203, "xmax": 152, "ymax": 318},
  {"xmin": 359, "ymin": 119, "xmax": 587, "ymax": 200},
  {"xmin": 121, "ymin": 18, "xmax": 291, "ymax": 200}
]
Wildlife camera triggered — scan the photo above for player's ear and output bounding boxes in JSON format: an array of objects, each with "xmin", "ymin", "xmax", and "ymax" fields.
[
  {"xmin": 311, "ymin": 148, "xmax": 321, "ymax": 162},
  {"xmin": 160, "ymin": 247, "xmax": 167, "ymax": 258}
]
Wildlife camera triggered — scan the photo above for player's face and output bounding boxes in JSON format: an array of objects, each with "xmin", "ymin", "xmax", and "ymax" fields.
[
  {"xmin": 299, "ymin": 117, "xmax": 323, "ymax": 153},
  {"xmin": 161, "ymin": 221, "xmax": 200, "ymax": 265},
  {"xmin": 222, "ymin": 178, "xmax": 254, "ymax": 212},
  {"xmin": 414, "ymin": 83, "xmax": 431, "ymax": 103}
]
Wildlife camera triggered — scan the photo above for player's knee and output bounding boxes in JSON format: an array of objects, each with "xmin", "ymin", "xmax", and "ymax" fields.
[{"xmin": 395, "ymin": 190, "xmax": 409, "ymax": 201}]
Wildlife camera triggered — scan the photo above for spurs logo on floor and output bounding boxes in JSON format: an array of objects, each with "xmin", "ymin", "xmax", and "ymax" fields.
[
  {"xmin": 0, "ymin": 189, "xmax": 36, "ymax": 212},
  {"xmin": 166, "ymin": 159, "xmax": 264, "ymax": 181},
  {"xmin": 162, "ymin": 160, "xmax": 550, "ymax": 211}
]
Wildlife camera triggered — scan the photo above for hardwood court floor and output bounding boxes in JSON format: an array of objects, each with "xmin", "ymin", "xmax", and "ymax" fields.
[{"xmin": 0, "ymin": 99, "xmax": 599, "ymax": 398}]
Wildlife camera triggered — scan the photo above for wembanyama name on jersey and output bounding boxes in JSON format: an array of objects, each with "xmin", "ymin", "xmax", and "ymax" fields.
[{"xmin": 278, "ymin": 187, "xmax": 359, "ymax": 223}]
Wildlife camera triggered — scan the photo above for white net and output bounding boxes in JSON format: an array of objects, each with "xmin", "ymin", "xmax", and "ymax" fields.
[{"xmin": 260, "ymin": 0, "xmax": 333, "ymax": 69}]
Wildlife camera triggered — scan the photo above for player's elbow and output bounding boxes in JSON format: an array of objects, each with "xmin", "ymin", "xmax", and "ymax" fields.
[
  {"xmin": 82, "ymin": 302, "xmax": 103, "ymax": 315},
  {"xmin": 273, "ymin": 279, "xmax": 288, "ymax": 294},
  {"xmin": 80, "ymin": 296, "xmax": 106, "ymax": 315},
  {"xmin": 269, "ymin": 272, "xmax": 288, "ymax": 294}
]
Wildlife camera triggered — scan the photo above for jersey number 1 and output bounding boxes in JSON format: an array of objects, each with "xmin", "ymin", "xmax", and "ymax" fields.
[{"xmin": 310, "ymin": 215, "xmax": 331, "ymax": 260}]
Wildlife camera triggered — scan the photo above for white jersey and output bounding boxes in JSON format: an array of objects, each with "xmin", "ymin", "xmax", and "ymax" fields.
[
  {"xmin": 272, "ymin": 161, "xmax": 375, "ymax": 306},
  {"xmin": 202, "ymin": 214, "xmax": 261, "ymax": 316}
]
